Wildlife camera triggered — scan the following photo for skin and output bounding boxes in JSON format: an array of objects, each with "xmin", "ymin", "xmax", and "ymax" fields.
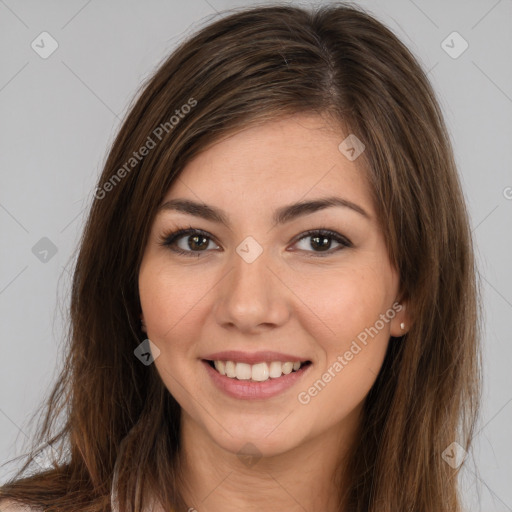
[{"xmin": 138, "ymin": 113, "xmax": 409, "ymax": 512}]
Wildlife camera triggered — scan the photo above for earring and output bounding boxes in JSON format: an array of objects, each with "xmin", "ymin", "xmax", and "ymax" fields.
[{"xmin": 400, "ymin": 322, "xmax": 405, "ymax": 330}]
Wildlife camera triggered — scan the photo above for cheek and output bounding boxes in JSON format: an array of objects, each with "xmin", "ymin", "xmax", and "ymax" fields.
[
  {"xmin": 293, "ymin": 266, "xmax": 394, "ymax": 424},
  {"xmin": 291, "ymin": 263, "xmax": 394, "ymax": 353},
  {"xmin": 138, "ymin": 261, "xmax": 209, "ymax": 399},
  {"xmin": 138, "ymin": 259, "xmax": 216, "ymax": 351}
]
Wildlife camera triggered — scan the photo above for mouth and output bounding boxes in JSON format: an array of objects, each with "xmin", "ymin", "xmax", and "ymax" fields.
[{"xmin": 203, "ymin": 359, "xmax": 312, "ymax": 383}]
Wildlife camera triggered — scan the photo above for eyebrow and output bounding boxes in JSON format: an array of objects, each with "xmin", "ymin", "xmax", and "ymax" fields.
[{"xmin": 157, "ymin": 196, "xmax": 370, "ymax": 227}]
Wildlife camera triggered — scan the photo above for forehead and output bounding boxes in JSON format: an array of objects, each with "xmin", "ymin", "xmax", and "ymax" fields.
[{"xmin": 163, "ymin": 114, "xmax": 373, "ymax": 215}]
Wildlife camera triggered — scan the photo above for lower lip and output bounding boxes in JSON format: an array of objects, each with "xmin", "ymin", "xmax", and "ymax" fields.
[{"xmin": 202, "ymin": 360, "xmax": 312, "ymax": 400}]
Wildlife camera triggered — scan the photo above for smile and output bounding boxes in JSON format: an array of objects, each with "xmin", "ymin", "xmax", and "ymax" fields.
[
  {"xmin": 207, "ymin": 359, "xmax": 311, "ymax": 382},
  {"xmin": 202, "ymin": 359, "xmax": 313, "ymax": 400}
]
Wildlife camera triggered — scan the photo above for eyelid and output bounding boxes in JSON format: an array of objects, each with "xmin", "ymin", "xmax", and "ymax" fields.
[
  {"xmin": 291, "ymin": 229, "xmax": 352, "ymax": 248},
  {"xmin": 159, "ymin": 226, "xmax": 353, "ymax": 257},
  {"xmin": 158, "ymin": 227, "xmax": 220, "ymax": 257},
  {"xmin": 287, "ymin": 229, "xmax": 352, "ymax": 258}
]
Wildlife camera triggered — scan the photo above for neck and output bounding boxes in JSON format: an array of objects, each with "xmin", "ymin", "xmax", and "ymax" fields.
[{"xmin": 177, "ymin": 409, "xmax": 361, "ymax": 512}]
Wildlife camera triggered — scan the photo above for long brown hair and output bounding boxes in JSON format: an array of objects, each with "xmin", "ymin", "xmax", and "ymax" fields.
[{"xmin": 0, "ymin": 2, "xmax": 481, "ymax": 511}]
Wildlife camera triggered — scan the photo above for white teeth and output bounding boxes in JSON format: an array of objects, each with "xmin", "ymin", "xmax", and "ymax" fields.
[
  {"xmin": 282, "ymin": 362, "xmax": 293, "ymax": 375},
  {"xmin": 235, "ymin": 362, "xmax": 252, "ymax": 380},
  {"xmin": 211, "ymin": 360, "xmax": 305, "ymax": 381},
  {"xmin": 269, "ymin": 361, "xmax": 283, "ymax": 378},
  {"xmin": 251, "ymin": 362, "xmax": 269, "ymax": 381},
  {"xmin": 225, "ymin": 360, "xmax": 236, "ymax": 378},
  {"xmin": 214, "ymin": 360, "xmax": 226, "ymax": 375}
]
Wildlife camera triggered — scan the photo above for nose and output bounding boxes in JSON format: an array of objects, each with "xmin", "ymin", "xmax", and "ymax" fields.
[{"xmin": 214, "ymin": 246, "xmax": 291, "ymax": 334}]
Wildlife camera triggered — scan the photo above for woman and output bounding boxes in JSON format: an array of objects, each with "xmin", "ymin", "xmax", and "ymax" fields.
[{"xmin": 0, "ymin": 2, "xmax": 481, "ymax": 511}]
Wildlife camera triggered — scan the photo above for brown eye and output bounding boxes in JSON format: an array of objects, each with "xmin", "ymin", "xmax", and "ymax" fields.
[
  {"xmin": 186, "ymin": 234, "xmax": 210, "ymax": 251},
  {"xmin": 160, "ymin": 228, "xmax": 220, "ymax": 257},
  {"xmin": 292, "ymin": 229, "xmax": 352, "ymax": 256}
]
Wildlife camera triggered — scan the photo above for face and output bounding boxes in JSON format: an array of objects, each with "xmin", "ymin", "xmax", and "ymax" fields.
[{"xmin": 138, "ymin": 114, "xmax": 407, "ymax": 458}]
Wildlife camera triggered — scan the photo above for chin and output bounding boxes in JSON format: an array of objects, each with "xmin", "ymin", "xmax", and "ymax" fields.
[{"xmin": 204, "ymin": 416, "xmax": 308, "ymax": 459}]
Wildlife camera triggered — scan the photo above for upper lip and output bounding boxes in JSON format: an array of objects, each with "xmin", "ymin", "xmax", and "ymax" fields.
[{"xmin": 202, "ymin": 350, "xmax": 310, "ymax": 365}]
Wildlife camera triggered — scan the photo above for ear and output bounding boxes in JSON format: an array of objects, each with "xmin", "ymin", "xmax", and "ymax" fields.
[
  {"xmin": 389, "ymin": 300, "xmax": 411, "ymax": 337},
  {"xmin": 140, "ymin": 312, "xmax": 147, "ymax": 333}
]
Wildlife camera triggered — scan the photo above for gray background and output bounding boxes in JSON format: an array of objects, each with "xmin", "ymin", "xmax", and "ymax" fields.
[{"xmin": 0, "ymin": 1, "xmax": 511, "ymax": 510}]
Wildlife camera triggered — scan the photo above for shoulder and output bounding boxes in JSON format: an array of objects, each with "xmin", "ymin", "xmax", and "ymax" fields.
[{"xmin": 0, "ymin": 500, "xmax": 43, "ymax": 512}]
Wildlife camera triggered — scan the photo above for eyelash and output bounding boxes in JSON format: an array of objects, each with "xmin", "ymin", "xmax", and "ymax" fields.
[{"xmin": 158, "ymin": 225, "xmax": 353, "ymax": 258}]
